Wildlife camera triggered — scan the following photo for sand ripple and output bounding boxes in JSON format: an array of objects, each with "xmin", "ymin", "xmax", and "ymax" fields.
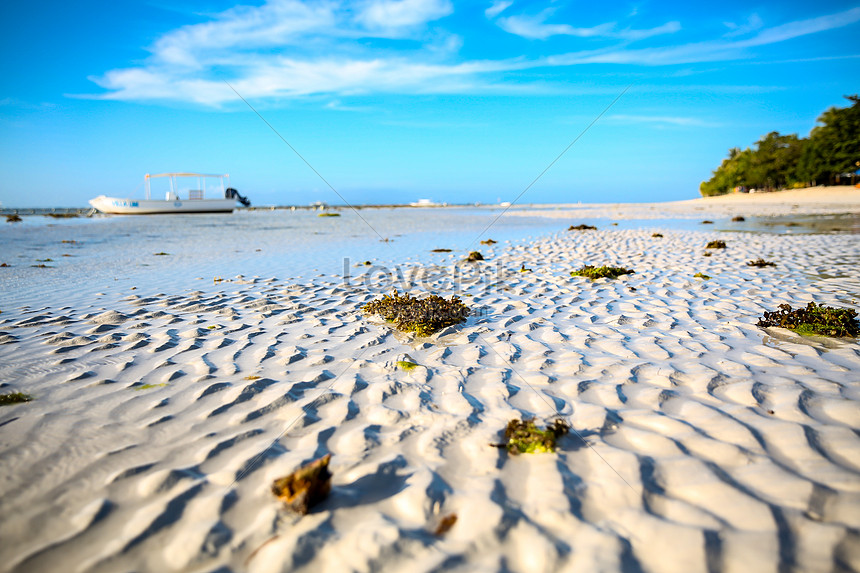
[{"xmin": 0, "ymin": 229, "xmax": 859, "ymax": 572}]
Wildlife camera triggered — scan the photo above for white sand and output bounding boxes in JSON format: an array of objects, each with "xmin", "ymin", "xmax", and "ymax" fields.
[
  {"xmin": 1, "ymin": 200, "xmax": 860, "ymax": 572},
  {"xmin": 507, "ymin": 185, "xmax": 860, "ymax": 220}
]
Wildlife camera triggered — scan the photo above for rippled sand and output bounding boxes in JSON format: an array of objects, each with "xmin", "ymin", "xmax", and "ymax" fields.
[{"xmin": 1, "ymin": 225, "xmax": 859, "ymax": 572}]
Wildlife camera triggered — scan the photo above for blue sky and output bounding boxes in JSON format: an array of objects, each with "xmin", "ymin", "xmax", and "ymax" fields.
[{"xmin": 1, "ymin": 1, "xmax": 858, "ymax": 207}]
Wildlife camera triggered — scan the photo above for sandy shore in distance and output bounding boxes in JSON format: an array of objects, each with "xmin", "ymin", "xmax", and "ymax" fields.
[
  {"xmin": 1, "ymin": 196, "xmax": 860, "ymax": 572},
  {"xmin": 507, "ymin": 185, "xmax": 860, "ymax": 220}
]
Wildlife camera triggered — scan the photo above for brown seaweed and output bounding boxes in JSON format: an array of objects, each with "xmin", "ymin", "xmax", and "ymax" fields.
[{"xmin": 271, "ymin": 454, "xmax": 333, "ymax": 514}]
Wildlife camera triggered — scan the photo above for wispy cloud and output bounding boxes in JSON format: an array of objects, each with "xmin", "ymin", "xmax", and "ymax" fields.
[
  {"xmin": 485, "ymin": 0, "xmax": 512, "ymax": 19},
  {"xmin": 495, "ymin": 8, "xmax": 679, "ymax": 41},
  {"xmin": 497, "ymin": 11, "xmax": 614, "ymax": 40},
  {"xmin": 83, "ymin": 3, "xmax": 860, "ymax": 105},
  {"xmin": 542, "ymin": 7, "xmax": 860, "ymax": 67},
  {"xmin": 606, "ymin": 114, "xmax": 719, "ymax": 127},
  {"xmin": 723, "ymin": 13, "xmax": 763, "ymax": 38}
]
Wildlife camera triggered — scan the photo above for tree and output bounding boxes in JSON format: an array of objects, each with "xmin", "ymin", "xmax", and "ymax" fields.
[
  {"xmin": 797, "ymin": 95, "xmax": 860, "ymax": 185},
  {"xmin": 701, "ymin": 95, "xmax": 859, "ymax": 195}
]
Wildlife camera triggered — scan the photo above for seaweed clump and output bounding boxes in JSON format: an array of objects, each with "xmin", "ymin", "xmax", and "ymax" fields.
[
  {"xmin": 397, "ymin": 360, "xmax": 419, "ymax": 371},
  {"xmin": 732, "ymin": 216, "xmax": 746, "ymax": 222},
  {"xmin": 652, "ymin": 233, "xmax": 663, "ymax": 238},
  {"xmin": 701, "ymin": 220, "xmax": 714, "ymax": 224},
  {"xmin": 0, "ymin": 392, "xmax": 33, "ymax": 406},
  {"xmin": 503, "ymin": 418, "xmax": 569, "ymax": 454},
  {"xmin": 694, "ymin": 272, "xmax": 711, "ymax": 280},
  {"xmin": 363, "ymin": 290, "xmax": 470, "ymax": 336},
  {"xmin": 757, "ymin": 302, "xmax": 859, "ymax": 337},
  {"xmin": 271, "ymin": 454, "xmax": 332, "ymax": 514},
  {"xmin": 480, "ymin": 239, "xmax": 497, "ymax": 245},
  {"xmin": 318, "ymin": 212, "xmax": 340, "ymax": 217},
  {"xmin": 464, "ymin": 251, "xmax": 484, "ymax": 262},
  {"xmin": 568, "ymin": 224, "xmax": 597, "ymax": 231},
  {"xmin": 705, "ymin": 240, "xmax": 726, "ymax": 249},
  {"xmin": 431, "ymin": 248, "xmax": 452, "ymax": 253},
  {"xmin": 6, "ymin": 214, "xmax": 22, "ymax": 223},
  {"xmin": 747, "ymin": 258, "xmax": 776, "ymax": 267},
  {"xmin": 571, "ymin": 265, "xmax": 634, "ymax": 280},
  {"xmin": 434, "ymin": 513, "xmax": 458, "ymax": 536}
]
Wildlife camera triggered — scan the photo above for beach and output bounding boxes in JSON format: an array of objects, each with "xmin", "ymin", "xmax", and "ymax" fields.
[{"xmin": 1, "ymin": 189, "xmax": 859, "ymax": 572}]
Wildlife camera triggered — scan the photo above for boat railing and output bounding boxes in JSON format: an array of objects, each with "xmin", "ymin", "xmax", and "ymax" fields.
[{"xmin": 189, "ymin": 190, "xmax": 205, "ymax": 200}]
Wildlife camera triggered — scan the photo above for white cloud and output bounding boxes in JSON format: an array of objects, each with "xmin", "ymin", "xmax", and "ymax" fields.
[
  {"xmin": 357, "ymin": 0, "xmax": 453, "ymax": 31},
  {"xmin": 83, "ymin": 4, "xmax": 860, "ymax": 105},
  {"xmin": 152, "ymin": 1, "xmax": 336, "ymax": 68},
  {"xmin": 485, "ymin": 0, "xmax": 513, "ymax": 19}
]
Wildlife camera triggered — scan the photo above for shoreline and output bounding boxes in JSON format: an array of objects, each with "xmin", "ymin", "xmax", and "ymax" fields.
[
  {"xmin": 3, "ymin": 185, "xmax": 858, "ymax": 215},
  {"xmin": 1, "ymin": 201, "xmax": 859, "ymax": 572}
]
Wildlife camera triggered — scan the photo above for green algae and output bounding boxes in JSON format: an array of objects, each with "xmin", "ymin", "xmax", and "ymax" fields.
[
  {"xmin": 694, "ymin": 273, "xmax": 711, "ymax": 280},
  {"xmin": 318, "ymin": 212, "xmax": 340, "ymax": 217},
  {"xmin": 504, "ymin": 418, "xmax": 569, "ymax": 454},
  {"xmin": 363, "ymin": 290, "xmax": 470, "ymax": 337},
  {"xmin": 757, "ymin": 302, "xmax": 859, "ymax": 338},
  {"xmin": 135, "ymin": 383, "xmax": 167, "ymax": 390},
  {"xmin": 570, "ymin": 265, "xmax": 634, "ymax": 280},
  {"xmin": 396, "ymin": 360, "xmax": 419, "ymax": 371},
  {"xmin": 0, "ymin": 392, "xmax": 33, "ymax": 406}
]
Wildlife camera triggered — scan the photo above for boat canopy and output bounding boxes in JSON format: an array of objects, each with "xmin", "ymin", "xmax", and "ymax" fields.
[{"xmin": 144, "ymin": 172, "xmax": 230, "ymax": 200}]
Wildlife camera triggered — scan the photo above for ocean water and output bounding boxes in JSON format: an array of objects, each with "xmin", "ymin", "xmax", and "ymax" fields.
[
  {"xmin": 2, "ymin": 206, "xmax": 855, "ymax": 309},
  {"xmin": 0, "ymin": 207, "xmax": 565, "ymax": 307}
]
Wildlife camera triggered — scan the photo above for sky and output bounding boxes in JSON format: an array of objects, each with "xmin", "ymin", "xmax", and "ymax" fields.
[{"xmin": 0, "ymin": 1, "xmax": 858, "ymax": 208}]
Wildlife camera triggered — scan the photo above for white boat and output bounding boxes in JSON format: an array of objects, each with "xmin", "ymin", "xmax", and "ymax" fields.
[
  {"xmin": 409, "ymin": 198, "xmax": 438, "ymax": 207},
  {"xmin": 89, "ymin": 173, "xmax": 250, "ymax": 214}
]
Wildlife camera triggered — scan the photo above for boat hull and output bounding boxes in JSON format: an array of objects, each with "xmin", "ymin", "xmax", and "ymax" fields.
[{"xmin": 89, "ymin": 196, "xmax": 237, "ymax": 214}]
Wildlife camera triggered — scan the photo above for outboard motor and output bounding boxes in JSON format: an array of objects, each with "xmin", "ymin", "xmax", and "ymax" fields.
[{"xmin": 225, "ymin": 187, "xmax": 251, "ymax": 207}]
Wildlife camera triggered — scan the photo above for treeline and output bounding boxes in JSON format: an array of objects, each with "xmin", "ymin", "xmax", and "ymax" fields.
[{"xmin": 700, "ymin": 95, "xmax": 860, "ymax": 196}]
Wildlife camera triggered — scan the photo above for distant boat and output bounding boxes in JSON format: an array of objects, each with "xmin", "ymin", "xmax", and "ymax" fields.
[
  {"xmin": 410, "ymin": 199, "xmax": 438, "ymax": 207},
  {"xmin": 89, "ymin": 173, "xmax": 250, "ymax": 214}
]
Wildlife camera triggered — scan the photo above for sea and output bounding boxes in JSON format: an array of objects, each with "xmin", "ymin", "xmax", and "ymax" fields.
[{"xmin": 1, "ymin": 206, "xmax": 856, "ymax": 309}]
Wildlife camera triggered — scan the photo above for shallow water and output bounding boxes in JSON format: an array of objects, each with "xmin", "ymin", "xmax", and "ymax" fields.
[
  {"xmin": 0, "ymin": 208, "xmax": 561, "ymax": 307},
  {"xmin": 1, "ymin": 207, "xmax": 856, "ymax": 309}
]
